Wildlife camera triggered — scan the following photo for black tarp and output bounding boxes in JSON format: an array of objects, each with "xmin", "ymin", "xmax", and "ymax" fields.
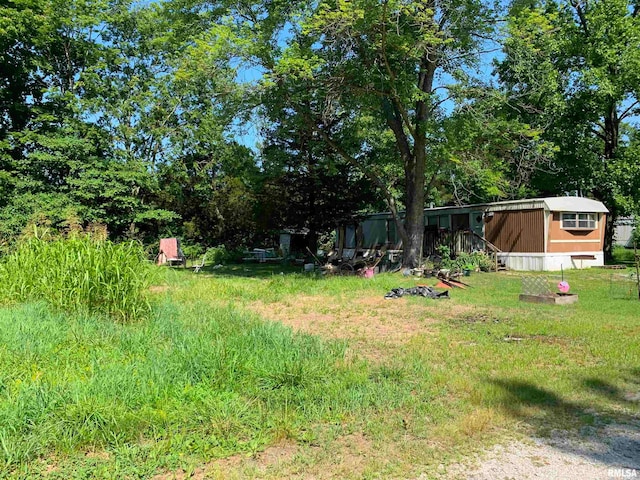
[{"xmin": 384, "ymin": 286, "xmax": 449, "ymax": 299}]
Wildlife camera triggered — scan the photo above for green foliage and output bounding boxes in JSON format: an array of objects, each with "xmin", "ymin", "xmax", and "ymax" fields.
[
  {"xmin": 181, "ymin": 243, "xmax": 205, "ymax": 260},
  {"xmin": 0, "ymin": 0, "xmax": 178, "ymax": 243},
  {"xmin": 156, "ymin": 148, "xmax": 260, "ymax": 248},
  {"xmin": 205, "ymin": 245, "xmax": 233, "ymax": 265},
  {"xmin": 612, "ymin": 246, "xmax": 636, "ymax": 263},
  {"xmin": 0, "ymin": 0, "xmax": 248, "ymax": 247},
  {"xmin": 0, "ymin": 233, "xmax": 153, "ymax": 321},
  {"xmin": 440, "ymin": 92, "xmax": 558, "ymax": 204},
  {"xmin": 436, "ymin": 244, "xmax": 452, "ymax": 260},
  {"xmin": 0, "ymin": 299, "xmax": 403, "ymax": 472},
  {"xmin": 440, "ymin": 251, "xmax": 494, "ymax": 272},
  {"xmin": 497, "ymin": 0, "xmax": 640, "ymax": 255},
  {"xmin": 458, "ymin": 251, "xmax": 495, "ymax": 272}
]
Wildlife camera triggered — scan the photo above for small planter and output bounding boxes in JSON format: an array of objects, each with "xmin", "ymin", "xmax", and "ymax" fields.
[
  {"xmin": 463, "ymin": 269, "xmax": 472, "ymax": 276},
  {"xmin": 519, "ymin": 293, "xmax": 578, "ymax": 305}
]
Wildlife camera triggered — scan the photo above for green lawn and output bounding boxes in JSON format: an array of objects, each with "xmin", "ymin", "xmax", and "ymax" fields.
[{"xmin": 1, "ymin": 264, "xmax": 639, "ymax": 478}]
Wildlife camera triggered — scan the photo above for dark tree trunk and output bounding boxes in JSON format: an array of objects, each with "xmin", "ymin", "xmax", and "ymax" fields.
[
  {"xmin": 306, "ymin": 230, "xmax": 318, "ymax": 255},
  {"xmin": 311, "ymin": 12, "xmax": 438, "ymax": 269},
  {"xmin": 381, "ymin": 52, "xmax": 435, "ymax": 269},
  {"xmin": 603, "ymin": 105, "xmax": 619, "ymax": 160},
  {"xmin": 598, "ymin": 103, "xmax": 620, "ymax": 262},
  {"xmin": 400, "ymin": 58, "xmax": 434, "ymax": 268},
  {"xmin": 603, "ymin": 212, "xmax": 616, "ymax": 262},
  {"xmin": 307, "ymin": 168, "xmax": 319, "ymax": 255},
  {"xmin": 402, "ymin": 130, "xmax": 426, "ymax": 268},
  {"xmin": 403, "ymin": 188, "xmax": 425, "ymax": 267}
]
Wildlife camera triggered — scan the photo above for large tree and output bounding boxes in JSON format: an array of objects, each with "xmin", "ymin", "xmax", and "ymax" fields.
[
  {"xmin": 497, "ymin": 0, "xmax": 640, "ymax": 257},
  {"xmin": 264, "ymin": 0, "xmax": 496, "ymax": 266},
  {"xmin": 156, "ymin": 142, "xmax": 260, "ymax": 246},
  {"xmin": 259, "ymin": 123, "xmax": 377, "ymax": 252},
  {"xmin": 162, "ymin": 0, "xmax": 496, "ymax": 266},
  {"xmin": 0, "ymin": 0, "xmax": 254, "ymax": 243},
  {"xmin": 0, "ymin": 0, "xmax": 175, "ymax": 240}
]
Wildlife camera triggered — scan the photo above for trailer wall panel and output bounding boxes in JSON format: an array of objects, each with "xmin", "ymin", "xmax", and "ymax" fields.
[{"xmin": 485, "ymin": 209, "xmax": 544, "ymax": 253}]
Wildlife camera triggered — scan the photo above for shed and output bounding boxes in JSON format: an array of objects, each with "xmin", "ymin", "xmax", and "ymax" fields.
[{"xmin": 614, "ymin": 217, "xmax": 636, "ymax": 248}]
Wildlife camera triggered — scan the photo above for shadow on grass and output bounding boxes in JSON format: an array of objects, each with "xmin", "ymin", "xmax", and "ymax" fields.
[
  {"xmin": 173, "ymin": 262, "xmax": 310, "ymax": 279},
  {"xmin": 489, "ymin": 376, "xmax": 640, "ymax": 468}
]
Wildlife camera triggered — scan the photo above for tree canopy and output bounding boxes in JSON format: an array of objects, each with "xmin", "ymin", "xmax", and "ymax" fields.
[
  {"xmin": 1, "ymin": 0, "xmax": 639, "ymax": 261},
  {"xmin": 497, "ymin": 0, "xmax": 640, "ymax": 256}
]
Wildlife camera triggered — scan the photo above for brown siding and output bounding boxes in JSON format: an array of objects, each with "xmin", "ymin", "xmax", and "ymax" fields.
[
  {"xmin": 484, "ymin": 209, "xmax": 545, "ymax": 253},
  {"xmin": 547, "ymin": 212, "xmax": 606, "ymax": 253}
]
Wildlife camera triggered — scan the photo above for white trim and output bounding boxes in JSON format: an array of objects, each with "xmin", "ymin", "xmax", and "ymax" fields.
[
  {"xmin": 544, "ymin": 210, "xmax": 549, "ymax": 253},
  {"xmin": 560, "ymin": 212, "xmax": 597, "ymax": 230},
  {"xmin": 549, "ymin": 239, "xmax": 601, "ymax": 243},
  {"xmin": 544, "ymin": 197, "xmax": 609, "ymax": 213},
  {"xmin": 501, "ymin": 250, "xmax": 603, "ymax": 255},
  {"xmin": 363, "ymin": 197, "xmax": 608, "ymax": 219},
  {"xmin": 497, "ymin": 251, "xmax": 604, "ymax": 271}
]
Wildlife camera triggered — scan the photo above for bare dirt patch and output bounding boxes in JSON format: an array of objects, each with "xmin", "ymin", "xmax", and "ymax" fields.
[
  {"xmin": 84, "ymin": 449, "xmax": 110, "ymax": 461},
  {"xmin": 248, "ymin": 294, "xmax": 461, "ymax": 359},
  {"xmin": 152, "ymin": 442, "xmax": 297, "ymax": 480}
]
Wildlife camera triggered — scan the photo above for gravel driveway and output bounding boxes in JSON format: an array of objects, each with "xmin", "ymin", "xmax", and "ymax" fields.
[{"xmin": 448, "ymin": 423, "xmax": 640, "ymax": 480}]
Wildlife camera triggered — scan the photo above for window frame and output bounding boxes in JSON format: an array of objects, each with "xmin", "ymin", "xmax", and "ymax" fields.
[{"xmin": 560, "ymin": 212, "xmax": 597, "ymax": 230}]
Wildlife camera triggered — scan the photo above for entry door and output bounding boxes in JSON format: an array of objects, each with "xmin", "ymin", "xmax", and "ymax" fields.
[
  {"xmin": 470, "ymin": 211, "xmax": 485, "ymax": 251},
  {"xmin": 423, "ymin": 225, "xmax": 440, "ymax": 256},
  {"xmin": 451, "ymin": 213, "xmax": 470, "ymax": 231}
]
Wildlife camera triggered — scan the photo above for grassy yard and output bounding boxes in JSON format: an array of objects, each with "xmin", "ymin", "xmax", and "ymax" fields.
[{"xmin": 1, "ymin": 263, "xmax": 639, "ymax": 478}]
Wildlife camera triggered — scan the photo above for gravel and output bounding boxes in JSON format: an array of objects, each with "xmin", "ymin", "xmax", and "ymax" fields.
[{"xmin": 446, "ymin": 423, "xmax": 640, "ymax": 480}]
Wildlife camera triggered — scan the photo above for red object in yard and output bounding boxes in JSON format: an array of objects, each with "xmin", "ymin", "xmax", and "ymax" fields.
[
  {"xmin": 435, "ymin": 281, "xmax": 452, "ymax": 289},
  {"xmin": 157, "ymin": 238, "xmax": 186, "ymax": 266}
]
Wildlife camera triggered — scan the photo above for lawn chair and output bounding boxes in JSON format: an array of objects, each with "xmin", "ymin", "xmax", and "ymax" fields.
[
  {"xmin": 192, "ymin": 255, "xmax": 206, "ymax": 273},
  {"xmin": 157, "ymin": 238, "xmax": 186, "ymax": 267}
]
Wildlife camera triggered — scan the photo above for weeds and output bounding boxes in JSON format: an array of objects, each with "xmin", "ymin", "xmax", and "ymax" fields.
[
  {"xmin": 0, "ymin": 234, "xmax": 153, "ymax": 321},
  {"xmin": 0, "ymin": 302, "xmax": 405, "ymax": 475},
  {"xmin": 612, "ymin": 245, "xmax": 636, "ymax": 263},
  {"xmin": 0, "ymin": 264, "xmax": 638, "ymax": 478}
]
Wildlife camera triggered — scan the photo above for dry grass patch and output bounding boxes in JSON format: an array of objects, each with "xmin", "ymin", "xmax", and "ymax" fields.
[
  {"xmin": 149, "ymin": 285, "xmax": 170, "ymax": 294},
  {"xmin": 152, "ymin": 442, "xmax": 298, "ymax": 480},
  {"xmin": 164, "ymin": 431, "xmax": 398, "ymax": 480},
  {"xmin": 248, "ymin": 294, "xmax": 460, "ymax": 360}
]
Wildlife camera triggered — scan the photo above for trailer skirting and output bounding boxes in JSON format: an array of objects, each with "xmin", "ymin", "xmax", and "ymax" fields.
[{"xmin": 497, "ymin": 252, "xmax": 604, "ymax": 271}]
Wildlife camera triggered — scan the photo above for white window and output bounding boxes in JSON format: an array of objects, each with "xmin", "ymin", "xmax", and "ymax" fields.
[{"xmin": 561, "ymin": 212, "xmax": 597, "ymax": 230}]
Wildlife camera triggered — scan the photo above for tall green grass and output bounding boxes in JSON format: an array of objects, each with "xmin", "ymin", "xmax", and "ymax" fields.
[
  {"xmin": 0, "ymin": 235, "xmax": 153, "ymax": 321},
  {"xmin": 0, "ymin": 301, "xmax": 408, "ymax": 477},
  {"xmin": 612, "ymin": 245, "xmax": 637, "ymax": 263}
]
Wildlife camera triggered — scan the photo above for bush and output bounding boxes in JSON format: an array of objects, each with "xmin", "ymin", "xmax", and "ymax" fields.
[
  {"xmin": 205, "ymin": 244, "xmax": 246, "ymax": 265},
  {"xmin": 181, "ymin": 243, "xmax": 205, "ymax": 260},
  {"xmin": 0, "ymin": 233, "xmax": 153, "ymax": 321},
  {"xmin": 442, "ymin": 251, "xmax": 495, "ymax": 272},
  {"xmin": 469, "ymin": 251, "xmax": 495, "ymax": 271},
  {"xmin": 612, "ymin": 245, "xmax": 636, "ymax": 263},
  {"xmin": 205, "ymin": 245, "xmax": 230, "ymax": 264}
]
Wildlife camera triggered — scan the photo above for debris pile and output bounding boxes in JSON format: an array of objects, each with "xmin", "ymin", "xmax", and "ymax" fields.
[{"xmin": 384, "ymin": 286, "xmax": 449, "ymax": 299}]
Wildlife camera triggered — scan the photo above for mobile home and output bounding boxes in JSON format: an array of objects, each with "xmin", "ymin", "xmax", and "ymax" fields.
[{"xmin": 337, "ymin": 197, "xmax": 608, "ymax": 271}]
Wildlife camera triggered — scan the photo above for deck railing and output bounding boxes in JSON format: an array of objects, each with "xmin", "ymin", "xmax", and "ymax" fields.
[{"xmin": 424, "ymin": 229, "xmax": 502, "ymax": 271}]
